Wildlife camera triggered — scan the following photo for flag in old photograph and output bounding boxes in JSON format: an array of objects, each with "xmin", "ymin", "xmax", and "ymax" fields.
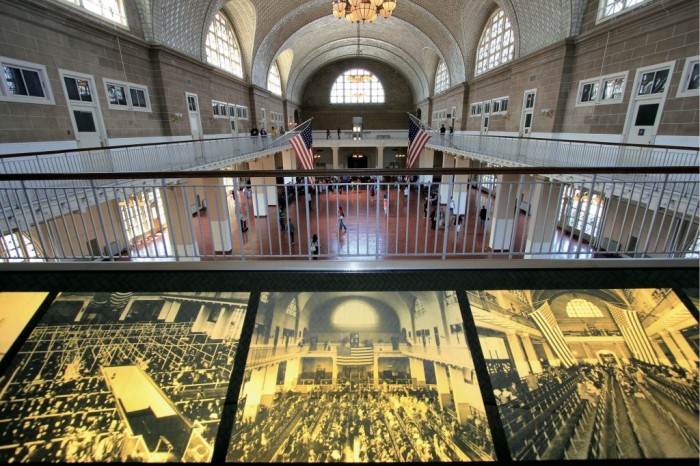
[
  {"xmin": 336, "ymin": 345, "xmax": 374, "ymax": 365},
  {"xmin": 406, "ymin": 118, "xmax": 431, "ymax": 168},
  {"xmin": 290, "ymin": 123, "xmax": 314, "ymax": 171}
]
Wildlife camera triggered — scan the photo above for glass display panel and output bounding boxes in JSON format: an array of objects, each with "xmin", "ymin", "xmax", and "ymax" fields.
[
  {"xmin": 0, "ymin": 291, "xmax": 250, "ymax": 462},
  {"xmin": 226, "ymin": 291, "xmax": 494, "ymax": 462},
  {"xmin": 471, "ymin": 288, "xmax": 699, "ymax": 461}
]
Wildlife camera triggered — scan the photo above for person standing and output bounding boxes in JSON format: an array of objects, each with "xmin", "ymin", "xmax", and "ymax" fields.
[
  {"xmin": 311, "ymin": 234, "xmax": 320, "ymax": 259},
  {"xmin": 338, "ymin": 206, "xmax": 347, "ymax": 233},
  {"xmin": 440, "ymin": 124, "xmax": 446, "ymax": 137},
  {"xmin": 383, "ymin": 192, "xmax": 389, "ymax": 215},
  {"xmin": 337, "ymin": 127, "xmax": 341, "ymax": 139},
  {"xmin": 278, "ymin": 207, "xmax": 286, "ymax": 231},
  {"xmin": 370, "ymin": 184, "xmax": 375, "ymax": 203},
  {"xmin": 456, "ymin": 214, "xmax": 464, "ymax": 233},
  {"xmin": 480, "ymin": 205, "xmax": 487, "ymax": 227},
  {"xmin": 326, "ymin": 128, "xmax": 331, "ymax": 139},
  {"xmin": 287, "ymin": 219, "xmax": 295, "ymax": 245},
  {"xmin": 306, "ymin": 189, "xmax": 313, "ymax": 211},
  {"xmin": 449, "ymin": 197, "xmax": 455, "ymax": 216}
]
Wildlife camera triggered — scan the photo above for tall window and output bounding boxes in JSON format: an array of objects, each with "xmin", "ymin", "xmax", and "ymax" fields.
[
  {"xmin": 597, "ymin": 0, "xmax": 649, "ymax": 21},
  {"xmin": 330, "ymin": 69, "xmax": 385, "ymax": 104},
  {"xmin": 206, "ymin": 12, "xmax": 243, "ymax": 78},
  {"xmin": 63, "ymin": 0, "xmax": 127, "ymax": 25},
  {"xmin": 268, "ymin": 62, "xmax": 282, "ymax": 96},
  {"xmin": 475, "ymin": 9, "xmax": 514, "ymax": 76},
  {"xmin": 434, "ymin": 61, "xmax": 449, "ymax": 94}
]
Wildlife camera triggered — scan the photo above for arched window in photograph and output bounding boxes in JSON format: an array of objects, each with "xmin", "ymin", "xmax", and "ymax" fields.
[
  {"xmin": 206, "ymin": 12, "xmax": 243, "ymax": 78},
  {"xmin": 475, "ymin": 8, "xmax": 514, "ymax": 76},
  {"xmin": 330, "ymin": 69, "xmax": 385, "ymax": 104},
  {"xmin": 268, "ymin": 62, "xmax": 282, "ymax": 96},
  {"xmin": 434, "ymin": 60, "xmax": 449, "ymax": 94}
]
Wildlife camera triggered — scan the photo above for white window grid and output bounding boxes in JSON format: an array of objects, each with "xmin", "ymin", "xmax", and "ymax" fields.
[
  {"xmin": 490, "ymin": 96, "xmax": 509, "ymax": 114},
  {"xmin": 62, "ymin": 0, "xmax": 128, "ymax": 26},
  {"xmin": 597, "ymin": 0, "xmax": 650, "ymax": 23},
  {"xmin": 330, "ymin": 69, "xmax": 385, "ymax": 104},
  {"xmin": 236, "ymin": 105, "xmax": 248, "ymax": 120},
  {"xmin": 206, "ymin": 12, "xmax": 243, "ymax": 78},
  {"xmin": 211, "ymin": 100, "xmax": 228, "ymax": 119},
  {"xmin": 676, "ymin": 56, "xmax": 699, "ymax": 98},
  {"xmin": 268, "ymin": 62, "xmax": 282, "ymax": 96},
  {"xmin": 434, "ymin": 61, "xmax": 449, "ymax": 94},
  {"xmin": 475, "ymin": 9, "xmax": 514, "ymax": 77},
  {"xmin": 0, "ymin": 57, "xmax": 55, "ymax": 105},
  {"xmin": 103, "ymin": 78, "xmax": 151, "ymax": 112},
  {"xmin": 470, "ymin": 103, "xmax": 482, "ymax": 117},
  {"xmin": 576, "ymin": 72, "xmax": 628, "ymax": 107}
]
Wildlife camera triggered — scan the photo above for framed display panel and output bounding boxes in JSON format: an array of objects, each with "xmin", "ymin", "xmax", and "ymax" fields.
[
  {"xmin": 0, "ymin": 292, "xmax": 50, "ymax": 363},
  {"xmin": 0, "ymin": 259, "xmax": 696, "ymax": 465}
]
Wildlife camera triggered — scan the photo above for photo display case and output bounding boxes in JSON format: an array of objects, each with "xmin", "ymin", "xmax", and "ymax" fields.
[{"xmin": 0, "ymin": 262, "xmax": 696, "ymax": 464}]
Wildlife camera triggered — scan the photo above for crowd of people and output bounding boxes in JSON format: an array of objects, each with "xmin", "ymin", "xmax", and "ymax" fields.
[{"xmin": 227, "ymin": 384, "xmax": 492, "ymax": 462}]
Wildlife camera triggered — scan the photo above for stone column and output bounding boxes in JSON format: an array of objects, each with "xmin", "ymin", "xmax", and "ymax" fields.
[
  {"xmin": 376, "ymin": 146, "xmax": 384, "ymax": 168},
  {"xmin": 660, "ymin": 331, "xmax": 692, "ymax": 371},
  {"xmin": 260, "ymin": 364, "xmax": 278, "ymax": 408},
  {"xmin": 409, "ymin": 357, "xmax": 426, "ymax": 386},
  {"xmin": 525, "ymin": 178, "xmax": 564, "ymax": 258},
  {"xmin": 489, "ymin": 174, "xmax": 521, "ymax": 251},
  {"xmin": 506, "ymin": 332, "xmax": 530, "ymax": 378},
  {"xmin": 242, "ymin": 368, "xmax": 267, "ymax": 421},
  {"xmin": 520, "ymin": 333, "xmax": 543, "ymax": 374},
  {"xmin": 434, "ymin": 362, "xmax": 452, "ymax": 411},
  {"xmin": 448, "ymin": 366, "xmax": 482, "ymax": 424},
  {"xmin": 163, "ymin": 182, "xmax": 200, "ymax": 260},
  {"xmin": 202, "ymin": 177, "xmax": 232, "ymax": 253},
  {"xmin": 332, "ymin": 147, "xmax": 339, "ymax": 168},
  {"xmin": 248, "ymin": 156, "xmax": 275, "ymax": 217},
  {"xmin": 283, "ymin": 358, "xmax": 301, "ymax": 391}
]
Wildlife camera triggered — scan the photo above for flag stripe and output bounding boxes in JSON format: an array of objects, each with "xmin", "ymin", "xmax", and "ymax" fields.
[
  {"xmin": 336, "ymin": 346, "xmax": 374, "ymax": 365},
  {"xmin": 406, "ymin": 118, "xmax": 431, "ymax": 169},
  {"xmin": 290, "ymin": 124, "xmax": 315, "ymax": 171}
]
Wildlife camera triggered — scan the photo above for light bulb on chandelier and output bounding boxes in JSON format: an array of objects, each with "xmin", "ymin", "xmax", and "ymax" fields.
[{"xmin": 332, "ymin": 0, "xmax": 397, "ymax": 22}]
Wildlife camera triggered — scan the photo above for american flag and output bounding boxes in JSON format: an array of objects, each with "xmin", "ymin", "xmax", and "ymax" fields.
[
  {"xmin": 290, "ymin": 123, "xmax": 314, "ymax": 171},
  {"xmin": 406, "ymin": 117, "xmax": 431, "ymax": 168},
  {"xmin": 336, "ymin": 345, "xmax": 374, "ymax": 366}
]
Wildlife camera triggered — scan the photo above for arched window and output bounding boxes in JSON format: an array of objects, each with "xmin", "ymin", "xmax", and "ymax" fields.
[
  {"xmin": 475, "ymin": 9, "xmax": 514, "ymax": 76},
  {"xmin": 206, "ymin": 12, "xmax": 243, "ymax": 78},
  {"xmin": 434, "ymin": 61, "xmax": 449, "ymax": 94},
  {"xmin": 63, "ymin": 0, "xmax": 127, "ymax": 25},
  {"xmin": 566, "ymin": 299, "xmax": 604, "ymax": 318},
  {"xmin": 268, "ymin": 62, "xmax": 282, "ymax": 96},
  {"xmin": 330, "ymin": 69, "xmax": 385, "ymax": 104}
]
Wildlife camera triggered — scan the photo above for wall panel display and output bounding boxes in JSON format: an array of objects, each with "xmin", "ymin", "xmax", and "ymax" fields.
[
  {"xmin": 0, "ymin": 292, "xmax": 48, "ymax": 362},
  {"xmin": 226, "ymin": 291, "xmax": 495, "ymax": 462},
  {"xmin": 470, "ymin": 288, "xmax": 699, "ymax": 461},
  {"xmin": 0, "ymin": 291, "xmax": 250, "ymax": 463}
]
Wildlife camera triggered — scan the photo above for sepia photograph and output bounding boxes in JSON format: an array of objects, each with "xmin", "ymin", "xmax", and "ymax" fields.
[
  {"xmin": 0, "ymin": 291, "xmax": 250, "ymax": 462},
  {"xmin": 471, "ymin": 288, "xmax": 699, "ymax": 461},
  {"xmin": 0, "ymin": 292, "xmax": 48, "ymax": 363},
  {"xmin": 227, "ymin": 291, "xmax": 494, "ymax": 462}
]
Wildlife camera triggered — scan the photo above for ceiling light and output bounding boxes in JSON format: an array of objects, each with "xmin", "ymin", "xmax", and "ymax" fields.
[{"xmin": 332, "ymin": 0, "xmax": 396, "ymax": 23}]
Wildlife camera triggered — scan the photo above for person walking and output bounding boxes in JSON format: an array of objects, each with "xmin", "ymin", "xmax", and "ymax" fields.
[
  {"xmin": 310, "ymin": 234, "xmax": 320, "ymax": 259},
  {"xmin": 480, "ymin": 205, "xmax": 487, "ymax": 227},
  {"xmin": 456, "ymin": 214, "xmax": 464, "ymax": 233},
  {"xmin": 383, "ymin": 192, "xmax": 389, "ymax": 215},
  {"xmin": 338, "ymin": 206, "xmax": 347, "ymax": 233},
  {"xmin": 337, "ymin": 127, "xmax": 341, "ymax": 139},
  {"xmin": 287, "ymin": 219, "xmax": 295, "ymax": 245},
  {"xmin": 370, "ymin": 184, "xmax": 375, "ymax": 203},
  {"xmin": 306, "ymin": 189, "xmax": 313, "ymax": 211},
  {"xmin": 326, "ymin": 128, "xmax": 331, "ymax": 139}
]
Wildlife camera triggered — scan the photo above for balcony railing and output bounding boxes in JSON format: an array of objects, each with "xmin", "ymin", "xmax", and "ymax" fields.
[{"xmin": 0, "ymin": 166, "xmax": 697, "ymax": 262}]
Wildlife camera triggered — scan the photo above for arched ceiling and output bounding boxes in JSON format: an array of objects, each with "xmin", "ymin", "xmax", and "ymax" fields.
[{"xmin": 139, "ymin": 0, "xmax": 588, "ymax": 103}]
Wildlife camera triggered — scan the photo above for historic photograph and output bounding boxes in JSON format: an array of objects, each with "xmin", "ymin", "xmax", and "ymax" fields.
[
  {"xmin": 0, "ymin": 291, "xmax": 250, "ymax": 462},
  {"xmin": 471, "ymin": 288, "xmax": 699, "ymax": 461},
  {"xmin": 0, "ymin": 292, "xmax": 48, "ymax": 362},
  {"xmin": 227, "ymin": 291, "xmax": 494, "ymax": 462}
]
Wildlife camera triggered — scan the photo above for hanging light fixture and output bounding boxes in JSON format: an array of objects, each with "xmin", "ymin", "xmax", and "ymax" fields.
[
  {"xmin": 331, "ymin": 0, "xmax": 396, "ymax": 23},
  {"xmin": 345, "ymin": 22, "xmax": 372, "ymax": 84}
]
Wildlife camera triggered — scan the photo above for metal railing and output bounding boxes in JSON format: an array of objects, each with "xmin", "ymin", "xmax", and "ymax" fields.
[{"xmin": 0, "ymin": 166, "xmax": 697, "ymax": 262}]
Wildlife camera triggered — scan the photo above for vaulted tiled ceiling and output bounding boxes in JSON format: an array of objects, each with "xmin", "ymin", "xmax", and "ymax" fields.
[{"xmin": 142, "ymin": 0, "xmax": 587, "ymax": 103}]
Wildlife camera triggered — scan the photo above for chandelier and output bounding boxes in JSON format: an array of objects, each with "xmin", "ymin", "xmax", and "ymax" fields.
[{"xmin": 332, "ymin": 0, "xmax": 397, "ymax": 23}]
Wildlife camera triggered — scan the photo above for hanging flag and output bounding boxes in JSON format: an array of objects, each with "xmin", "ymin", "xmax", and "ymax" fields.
[
  {"xmin": 336, "ymin": 345, "xmax": 374, "ymax": 365},
  {"xmin": 406, "ymin": 118, "xmax": 431, "ymax": 168},
  {"xmin": 290, "ymin": 123, "xmax": 314, "ymax": 170}
]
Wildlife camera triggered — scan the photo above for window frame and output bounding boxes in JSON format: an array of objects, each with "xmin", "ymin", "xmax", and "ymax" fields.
[
  {"xmin": 490, "ymin": 96, "xmax": 509, "ymax": 115},
  {"xmin": 434, "ymin": 61, "xmax": 449, "ymax": 95},
  {"xmin": 267, "ymin": 62, "xmax": 282, "ymax": 96},
  {"xmin": 474, "ymin": 8, "xmax": 515, "ymax": 77},
  {"xmin": 103, "ymin": 78, "xmax": 151, "ymax": 112},
  {"xmin": 676, "ymin": 56, "xmax": 700, "ymax": 98},
  {"xmin": 329, "ymin": 68, "xmax": 386, "ymax": 104},
  {"xmin": 575, "ymin": 71, "xmax": 628, "ymax": 107},
  {"xmin": 470, "ymin": 102, "xmax": 483, "ymax": 117},
  {"xmin": 236, "ymin": 105, "xmax": 249, "ymax": 120},
  {"xmin": 596, "ymin": 0, "xmax": 651, "ymax": 23},
  {"xmin": 211, "ymin": 100, "xmax": 229, "ymax": 119},
  {"xmin": 61, "ymin": 0, "xmax": 128, "ymax": 27},
  {"xmin": 0, "ymin": 57, "xmax": 55, "ymax": 105},
  {"xmin": 206, "ymin": 12, "xmax": 244, "ymax": 78}
]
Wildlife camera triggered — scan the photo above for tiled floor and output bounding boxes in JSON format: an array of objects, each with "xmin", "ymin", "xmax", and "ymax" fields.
[{"xmin": 131, "ymin": 183, "xmax": 594, "ymax": 261}]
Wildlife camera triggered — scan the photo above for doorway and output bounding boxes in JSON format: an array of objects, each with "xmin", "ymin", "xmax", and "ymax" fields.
[
  {"xmin": 186, "ymin": 92, "xmax": 202, "ymax": 140},
  {"xmin": 624, "ymin": 61, "xmax": 675, "ymax": 145},
  {"xmin": 59, "ymin": 70, "xmax": 107, "ymax": 149},
  {"xmin": 520, "ymin": 89, "xmax": 536, "ymax": 137}
]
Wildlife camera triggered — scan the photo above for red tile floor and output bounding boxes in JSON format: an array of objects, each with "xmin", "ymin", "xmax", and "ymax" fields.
[{"xmin": 129, "ymin": 183, "xmax": 594, "ymax": 261}]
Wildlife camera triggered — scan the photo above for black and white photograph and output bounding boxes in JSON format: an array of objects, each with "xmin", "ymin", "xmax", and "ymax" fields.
[
  {"xmin": 0, "ymin": 291, "xmax": 250, "ymax": 462},
  {"xmin": 0, "ymin": 292, "xmax": 48, "ymax": 363},
  {"xmin": 227, "ymin": 291, "xmax": 494, "ymax": 462},
  {"xmin": 471, "ymin": 288, "xmax": 699, "ymax": 461}
]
